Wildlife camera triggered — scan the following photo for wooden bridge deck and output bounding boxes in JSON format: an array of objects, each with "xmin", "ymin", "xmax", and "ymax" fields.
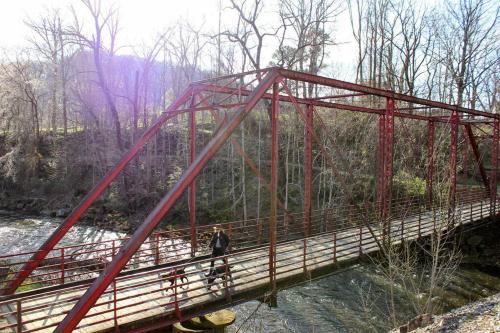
[{"xmin": 0, "ymin": 200, "xmax": 496, "ymax": 333}]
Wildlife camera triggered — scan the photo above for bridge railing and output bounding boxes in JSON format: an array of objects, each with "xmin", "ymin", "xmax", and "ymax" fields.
[
  {"xmin": 0, "ymin": 189, "xmax": 491, "ymax": 295},
  {"xmin": 0, "ymin": 194, "xmax": 497, "ymax": 333}
]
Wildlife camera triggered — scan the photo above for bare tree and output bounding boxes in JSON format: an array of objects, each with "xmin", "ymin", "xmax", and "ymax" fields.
[
  {"xmin": 348, "ymin": 0, "xmax": 367, "ymax": 83},
  {"xmin": 25, "ymin": 9, "xmax": 61, "ymax": 135},
  {"xmin": 391, "ymin": 2, "xmax": 431, "ymax": 96},
  {"xmin": 223, "ymin": 0, "xmax": 278, "ymax": 72},
  {"xmin": 0, "ymin": 51, "xmax": 46, "ymax": 183},
  {"xmin": 67, "ymin": 0, "xmax": 124, "ymax": 151},
  {"xmin": 276, "ymin": 0, "xmax": 343, "ymax": 96},
  {"xmin": 436, "ymin": 0, "xmax": 499, "ymax": 107}
]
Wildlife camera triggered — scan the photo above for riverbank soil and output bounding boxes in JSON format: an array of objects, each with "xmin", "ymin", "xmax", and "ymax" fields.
[{"xmin": 412, "ymin": 292, "xmax": 500, "ymax": 332}]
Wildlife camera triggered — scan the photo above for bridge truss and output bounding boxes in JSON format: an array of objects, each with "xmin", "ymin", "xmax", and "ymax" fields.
[{"xmin": 0, "ymin": 68, "xmax": 499, "ymax": 332}]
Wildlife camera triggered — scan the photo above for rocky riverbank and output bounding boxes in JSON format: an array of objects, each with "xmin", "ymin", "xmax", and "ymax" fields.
[
  {"xmin": 391, "ymin": 221, "xmax": 500, "ymax": 333},
  {"xmin": 411, "ymin": 292, "xmax": 500, "ymax": 332},
  {"xmin": 0, "ymin": 193, "xmax": 135, "ymax": 233}
]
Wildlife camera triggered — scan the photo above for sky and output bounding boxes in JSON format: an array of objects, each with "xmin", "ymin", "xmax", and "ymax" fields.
[
  {"xmin": 0, "ymin": 0, "xmax": 222, "ymax": 48},
  {"xmin": 0, "ymin": 0, "xmax": 358, "ymax": 78}
]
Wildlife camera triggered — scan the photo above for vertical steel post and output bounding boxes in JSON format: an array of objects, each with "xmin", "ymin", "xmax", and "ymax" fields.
[
  {"xmin": 382, "ymin": 98, "xmax": 395, "ymax": 236},
  {"xmin": 154, "ymin": 234, "xmax": 160, "ymax": 265},
  {"xmin": 303, "ymin": 104, "xmax": 313, "ymax": 274},
  {"xmin": 16, "ymin": 300, "xmax": 22, "ymax": 333},
  {"xmin": 174, "ymin": 268, "xmax": 181, "ymax": 320},
  {"xmin": 113, "ymin": 279, "xmax": 118, "ymax": 331},
  {"xmin": 463, "ymin": 130, "xmax": 469, "ymax": 200},
  {"xmin": 228, "ymin": 223, "xmax": 233, "ymax": 252},
  {"xmin": 401, "ymin": 217, "xmax": 404, "ymax": 240},
  {"xmin": 322, "ymin": 208, "xmax": 328, "ymax": 232},
  {"xmin": 112, "ymin": 240, "xmax": 118, "ymax": 331},
  {"xmin": 189, "ymin": 107, "xmax": 197, "ymax": 257},
  {"xmin": 304, "ymin": 104, "xmax": 313, "ymax": 235},
  {"xmin": 333, "ymin": 231, "xmax": 337, "ymax": 263},
  {"xmin": 257, "ymin": 219, "xmax": 262, "ymax": 245},
  {"xmin": 269, "ymin": 81, "xmax": 279, "ymax": 307},
  {"xmin": 469, "ymin": 200, "xmax": 474, "ymax": 222},
  {"xmin": 376, "ymin": 115, "xmax": 385, "ymax": 216},
  {"xmin": 426, "ymin": 121, "xmax": 435, "ymax": 208},
  {"xmin": 60, "ymin": 248, "xmax": 65, "ymax": 285},
  {"xmin": 449, "ymin": 110, "xmax": 459, "ymax": 222},
  {"xmin": 417, "ymin": 206, "xmax": 422, "ymax": 239},
  {"xmin": 359, "ymin": 226, "xmax": 363, "ymax": 256},
  {"xmin": 223, "ymin": 260, "xmax": 231, "ymax": 302},
  {"xmin": 490, "ymin": 120, "xmax": 499, "ymax": 217}
]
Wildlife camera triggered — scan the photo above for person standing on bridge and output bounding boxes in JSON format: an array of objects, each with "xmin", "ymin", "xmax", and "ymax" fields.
[{"xmin": 205, "ymin": 224, "xmax": 230, "ymax": 277}]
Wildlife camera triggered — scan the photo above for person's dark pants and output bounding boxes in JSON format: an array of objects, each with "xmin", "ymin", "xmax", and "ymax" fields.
[{"xmin": 209, "ymin": 247, "xmax": 227, "ymax": 271}]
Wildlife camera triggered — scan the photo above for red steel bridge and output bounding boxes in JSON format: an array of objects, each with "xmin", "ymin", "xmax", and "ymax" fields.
[{"xmin": 0, "ymin": 68, "xmax": 499, "ymax": 332}]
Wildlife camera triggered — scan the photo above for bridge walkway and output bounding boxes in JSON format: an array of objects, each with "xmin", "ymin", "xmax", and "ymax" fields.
[{"xmin": 0, "ymin": 199, "xmax": 496, "ymax": 332}]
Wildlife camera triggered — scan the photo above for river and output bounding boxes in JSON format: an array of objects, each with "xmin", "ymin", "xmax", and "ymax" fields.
[
  {"xmin": 0, "ymin": 212, "xmax": 124, "ymax": 256},
  {"xmin": 1, "ymin": 213, "xmax": 499, "ymax": 333},
  {"xmin": 228, "ymin": 264, "xmax": 500, "ymax": 332}
]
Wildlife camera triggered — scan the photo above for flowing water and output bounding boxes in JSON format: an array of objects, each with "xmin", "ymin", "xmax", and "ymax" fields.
[
  {"xmin": 1, "ymin": 213, "xmax": 499, "ymax": 333},
  {"xmin": 228, "ymin": 264, "xmax": 500, "ymax": 333},
  {"xmin": 0, "ymin": 212, "xmax": 124, "ymax": 256}
]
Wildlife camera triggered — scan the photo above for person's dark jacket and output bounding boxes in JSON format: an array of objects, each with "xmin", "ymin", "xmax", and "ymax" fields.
[{"xmin": 209, "ymin": 231, "xmax": 230, "ymax": 250}]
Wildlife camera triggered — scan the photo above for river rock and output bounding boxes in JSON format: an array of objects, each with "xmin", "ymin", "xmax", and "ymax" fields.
[
  {"xmin": 56, "ymin": 207, "xmax": 71, "ymax": 218},
  {"xmin": 400, "ymin": 313, "xmax": 433, "ymax": 332},
  {"xmin": 40, "ymin": 209, "xmax": 51, "ymax": 216}
]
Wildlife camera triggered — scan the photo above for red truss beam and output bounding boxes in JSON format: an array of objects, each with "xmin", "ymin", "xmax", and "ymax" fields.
[
  {"xmin": 53, "ymin": 70, "xmax": 281, "ymax": 333},
  {"xmin": 279, "ymin": 69, "xmax": 500, "ymax": 120},
  {"xmin": 196, "ymin": 83, "xmax": 385, "ymax": 116},
  {"xmin": 306, "ymin": 92, "xmax": 366, "ymax": 100},
  {"xmin": 464, "ymin": 123, "xmax": 490, "ymax": 194},
  {"xmin": 194, "ymin": 67, "xmax": 271, "ymax": 85},
  {"xmin": 195, "ymin": 83, "xmax": 496, "ymax": 127}
]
